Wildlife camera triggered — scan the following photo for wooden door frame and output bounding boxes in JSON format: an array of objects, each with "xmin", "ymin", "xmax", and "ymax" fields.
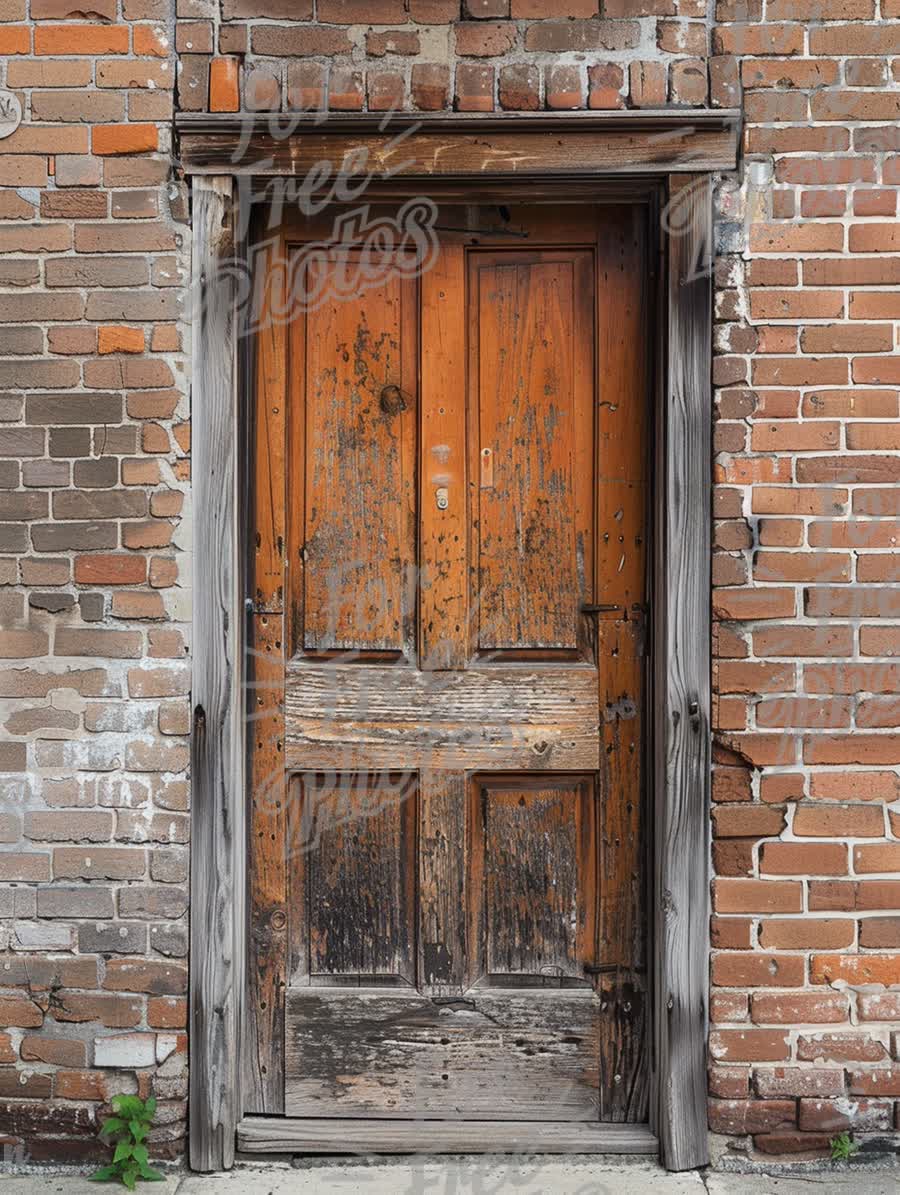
[{"xmin": 184, "ymin": 110, "xmax": 738, "ymax": 1174}]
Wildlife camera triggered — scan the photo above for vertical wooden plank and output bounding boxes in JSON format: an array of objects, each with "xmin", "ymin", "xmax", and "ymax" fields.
[
  {"xmin": 594, "ymin": 205, "xmax": 650, "ymax": 1124},
  {"xmin": 655, "ymin": 174, "xmax": 712, "ymax": 1172},
  {"xmin": 189, "ymin": 174, "xmax": 243, "ymax": 1172},
  {"xmin": 420, "ymin": 244, "xmax": 468, "ymax": 670},
  {"xmin": 596, "ymin": 207, "xmax": 648, "ymax": 616},
  {"xmin": 418, "ymin": 770, "xmax": 467, "ymax": 995},
  {"xmin": 597, "ymin": 620, "xmax": 648, "ymax": 1123},
  {"xmin": 245, "ymin": 613, "xmax": 285, "ymax": 1110},
  {"xmin": 244, "ymin": 234, "xmax": 287, "ymax": 1115}
]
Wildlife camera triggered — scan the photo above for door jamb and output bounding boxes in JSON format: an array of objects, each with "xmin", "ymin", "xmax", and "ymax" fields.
[{"xmin": 189, "ymin": 156, "xmax": 715, "ymax": 1174}]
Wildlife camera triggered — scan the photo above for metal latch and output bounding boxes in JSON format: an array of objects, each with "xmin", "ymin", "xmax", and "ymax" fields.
[{"xmin": 581, "ymin": 603, "xmax": 621, "ymax": 614}]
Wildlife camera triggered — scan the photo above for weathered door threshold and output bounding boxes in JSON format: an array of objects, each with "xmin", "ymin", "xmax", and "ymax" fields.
[{"xmin": 237, "ymin": 1117, "xmax": 657, "ymax": 1155}]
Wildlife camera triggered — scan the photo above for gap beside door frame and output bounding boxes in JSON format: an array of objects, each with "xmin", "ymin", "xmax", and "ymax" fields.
[{"xmin": 185, "ymin": 110, "xmax": 737, "ymax": 1175}]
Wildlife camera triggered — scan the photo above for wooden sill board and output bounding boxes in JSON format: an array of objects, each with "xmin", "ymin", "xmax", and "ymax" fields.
[{"xmin": 237, "ymin": 1116, "xmax": 658, "ymax": 1155}]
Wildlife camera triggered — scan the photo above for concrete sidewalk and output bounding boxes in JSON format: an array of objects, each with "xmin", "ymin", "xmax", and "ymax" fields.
[{"xmin": 1, "ymin": 1156, "xmax": 898, "ymax": 1194}]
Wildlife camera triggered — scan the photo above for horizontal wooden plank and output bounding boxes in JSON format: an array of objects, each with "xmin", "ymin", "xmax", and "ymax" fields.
[
  {"xmin": 284, "ymin": 664, "xmax": 600, "ymax": 772},
  {"xmin": 285, "ymin": 988, "xmax": 601, "ymax": 1121},
  {"xmin": 237, "ymin": 1115, "xmax": 658, "ymax": 1154},
  {"xmin": 177, "ymin": 111, "xmax": 739, "ymax": 176}
]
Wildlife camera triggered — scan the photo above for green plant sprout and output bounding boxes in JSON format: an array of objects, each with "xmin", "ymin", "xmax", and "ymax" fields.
[
  {"xmin": 90, "ymin": 1094, "xmax": 165, "ymax": 1190},
  {"xmin": 829, "ymin": 1131, "xmax": 860, "ymax": 1162}
]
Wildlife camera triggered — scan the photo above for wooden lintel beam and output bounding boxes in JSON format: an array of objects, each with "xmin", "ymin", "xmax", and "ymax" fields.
[{"xmin": 176, "ymin": 110, "xmax": 740, "ymax": 177}]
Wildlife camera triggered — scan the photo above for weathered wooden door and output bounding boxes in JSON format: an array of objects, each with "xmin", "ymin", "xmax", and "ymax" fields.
[{"xmin": 247, "ymin": 205, "xmax": 650, "ymax": 1139}]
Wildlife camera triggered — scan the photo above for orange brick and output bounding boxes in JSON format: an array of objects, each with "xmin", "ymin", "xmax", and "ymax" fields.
[
  {"xmin": 0, "ymin": 26, "xmax": 30, "ymax": 54},
  {"xmin": 98, "ymin": 326, "xmax": 144, "ymax": 355},
  {"xmin": 132, "ymin": 24, "xmax": 168, "ymax": 57},
  {"xmin": 804, "ymin": 735, "xmax": 900, "ymax": 766},
  {"xmin": 209, "ymin": 57, "xmax": 240, "ymax": 113},
  {"xmin": 92, "ymin": 123, "xmax": 158, "ymax": 156},
  {"xmin": 793, "ymin": 804, "xmax": 884, "ymax": 837},
  {"xmin": 35, "ymin": 24, "xmax": 129, "ymax": 55},
  {"xmin": 74, "ymin": 554, "xmax": 146, "ymax": 585},
  {"xmin": 854, "ymin": 843, "xmax": 900, "ymax": 874}
]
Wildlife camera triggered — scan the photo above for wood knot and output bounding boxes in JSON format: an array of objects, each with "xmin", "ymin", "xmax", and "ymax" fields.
[{"xmin": 380, "ymin": 384, "xmax": 407, "ymax": 415}]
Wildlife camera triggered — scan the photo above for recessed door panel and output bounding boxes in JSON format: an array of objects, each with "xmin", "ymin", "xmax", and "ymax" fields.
[
  {"xmin": 469, "ymin": 774, "xmax": 598, "ymax": 987},
  {"xmin": 289, "ymin": 773, "xmax": 417, "ymax": 987},
  {"xmin": 470, "ymin": 252, "xmax": 594, "ymax": 659},
  {"xmin": 294, "ymin": 255, "xmax": 416, "ymax": 658}
]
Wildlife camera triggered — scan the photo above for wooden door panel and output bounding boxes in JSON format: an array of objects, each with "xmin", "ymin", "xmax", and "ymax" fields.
[
  {"xmin": 469, "ymin": 252, "xmax": 594, "ymax": 659},
  {"xmin": 288, "ymin": 773, "xmax": 417, "ymax": 988},
  {"xmin": 291, "ymin": 254, "xmax": 417, "ymax": 658},
  {"xmin": 469, "ymin": 775, "xmax": 598, "ymax": 987},
  {"xmin": 283, "ymin": 662, "xmax": 600, "ymax": 772},
  {"xmin": 285, "ymin": 988, "xmax": 600, "ymax": 1120}
]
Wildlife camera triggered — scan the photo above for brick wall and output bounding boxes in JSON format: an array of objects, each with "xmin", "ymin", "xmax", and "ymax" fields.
[
  {"xmin": 173, "ymin": 0, "xmax": 712, "ymax": 114},
  {"xmin": 0, "ymin": 0, "xmax": 189, "ymax": 1164},
  {"xmin": 0, "ymin": 0, "xmax": 897, "ymax": 1169},
  {"xmin": 710, "ymin": 0, "xmax": 900, "ymax": 1158}
]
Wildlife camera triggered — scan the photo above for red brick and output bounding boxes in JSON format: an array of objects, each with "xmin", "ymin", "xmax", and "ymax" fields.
[
  {"xmin": 760, "ymin": 842, "xmax": 848, "ymax": 876},
  {"xmin": 805, "ymin": 736, "xmax": 900, "ymax": 766},
  {"xmin": 750, "ymin": 992, "xmax": 848, "ymax": 1025},
  {"xmin": 455, "ymin": 63, "xmax": 494, "ymax": 112},
  {"xmin": 854, "ymin": 843, "xmax": 900, "ymax": 874},
  {"xmin": 411, "ymin": 63, "xmax": 449, "ymax": 111},
  {"xmin": 799, "ymin": 1097, "xmax": 891, "ymax": 1133},
  {"xmin": 588, "ymin": 62, "xmax": 623, "ymax": 110},
  {"xmin": 498, "ymin": 63, "xmax": 540, "ymax": 111},
  {"xmin": 848, "ymin": 1067, "xmax": 900, "ymax": 1097},
  {"xmin": 811, "ymin": 955, "xmax": 900, "ymax": 986},
  {"xmin": 758, "ymin": 919, "xmax": 854, "ymax": 950},
  {"xmin": 712, "ymin": 953, "xmax": 805, "ymax": 988},
  {"xmin": 710, "ymin": 1030, "xmax": 790, "ymax": 1062},
  {"xmin": 797, "ymin": 1033, "xmax": 888, "ymax": 1064},
  {"xmin": 755, "ymin": 1068, "xmax": 844, "ymax": 1098},
  {"xmin": 455, "ymin": 21, "xmax": 515, "ymax": 57}
]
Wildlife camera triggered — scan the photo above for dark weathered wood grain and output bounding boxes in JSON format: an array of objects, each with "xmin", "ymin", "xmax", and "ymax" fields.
[
  {"xmin": 593, "ymin": 210, "xmax": 651, "ymax": 1124},
  {"xmin": 285, "ymin": 988, "xmax": 602, "ymax": 1120},
  {"xmin": 291, "ymin": 773, "xmax": 417, "ymax": 986},
  {"xmin": 283, "ymin": 662, "xmax": 601, "ymax": 772},
  {"xmin": 176, "ymin": 111, "xmax": 740, "ymax": 177},
  {"xmin": 418, "ymin": 771, "xmax": 467, "ymax": 995},
  {"xmin": 189, "ymin": 175, "xmax": 244, "ymax": 1172},
  {"xmin": 237, "ymin": 1115, "xmax": 658, "ymax": 1154},
  {"xmin": 653, "ymin": 174, "xmax": 712, "ymax": 1172},
  {"xmin": 244, "ymin": 242, "xmax": 287, "ymax": 1115},
  {"xmin": 469, "ymin": 775, "xmax": 597, "ymax": 987},
  {"xmin": 598, "ymin": 620, "xmax": 649, "ymax": 1124}
]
